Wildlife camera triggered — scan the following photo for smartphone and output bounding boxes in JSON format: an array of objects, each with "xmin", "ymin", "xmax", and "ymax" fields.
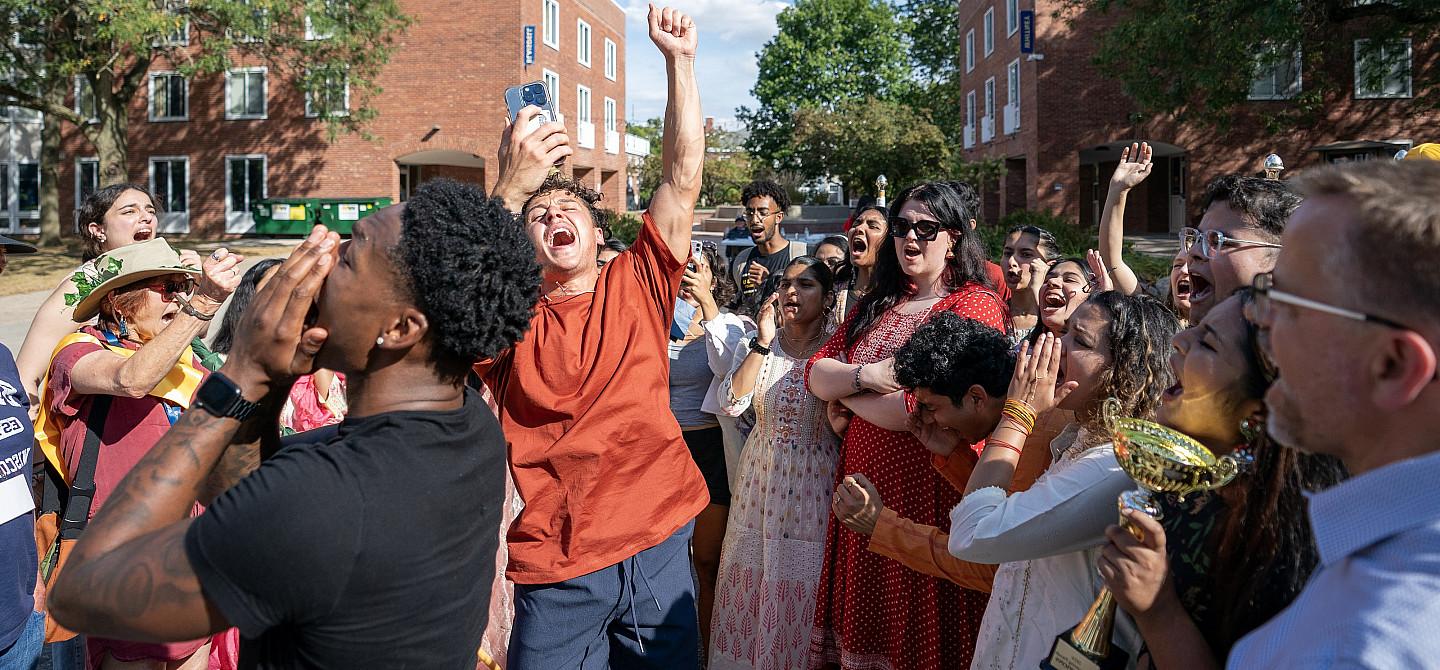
[
  {"xmin": 504, "ymin": 81, "xmax": 559, "ymax": 137},
  {"xmin": 688, "ymin": 240, "xmax": 704, "ymax": 271}
]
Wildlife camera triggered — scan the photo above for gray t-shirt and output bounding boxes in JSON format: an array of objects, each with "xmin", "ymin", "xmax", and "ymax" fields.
[{"xmin": 668, "ymin": 336, "xmax": 717, "ymax": 428}]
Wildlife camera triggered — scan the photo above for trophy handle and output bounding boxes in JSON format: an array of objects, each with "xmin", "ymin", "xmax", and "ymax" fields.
[{"xmin": 1210, "ymin": 456, "xmax": 1244, "ymax": 488}]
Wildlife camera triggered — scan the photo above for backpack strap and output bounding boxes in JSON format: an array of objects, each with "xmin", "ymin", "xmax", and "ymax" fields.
[{"xmin": 57, "ymin": 394, "xmax": 111, "ymax": 540}]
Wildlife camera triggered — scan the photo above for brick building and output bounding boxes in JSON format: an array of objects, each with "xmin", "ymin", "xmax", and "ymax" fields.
[
  {"xmin": 0, "ymin": 0, "xmax": 629, "ymax": 239},
  {"xmin": 958, "ymin": 0, "xmax": 1438, "ymax": 234}
]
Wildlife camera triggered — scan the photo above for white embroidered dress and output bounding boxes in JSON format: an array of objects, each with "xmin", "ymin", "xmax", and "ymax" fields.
[{"xmin": 708, "ymin": 335, "xmax": 841, "ymax": 670}]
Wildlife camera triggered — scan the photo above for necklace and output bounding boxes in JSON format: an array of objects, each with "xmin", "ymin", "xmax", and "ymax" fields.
[
  {"xmin": 779, "ymin": 326, "xmax": 825, "ymax": 356},
  {"xmin": 541, "ymin": 278, "xmax": 595, "ymax": 303}
]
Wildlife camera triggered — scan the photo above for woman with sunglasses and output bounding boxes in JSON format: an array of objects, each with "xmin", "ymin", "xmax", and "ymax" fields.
[
  {"xmin": 1098, "ymin": 291, "xmax": 1345, "ymax": 669},
  {"xmin": 32, "ymin": 239, "xmax": 239, "ymax": 670},
  {"xmin": 806, "ymin": 181, "xmax": 1007, "ymax": 670}
]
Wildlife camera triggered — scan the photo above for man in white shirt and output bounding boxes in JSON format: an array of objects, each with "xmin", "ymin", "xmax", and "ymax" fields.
[{"xmin": 1231, "ymin": 160, "xmax": 1440, "ymax": 667}]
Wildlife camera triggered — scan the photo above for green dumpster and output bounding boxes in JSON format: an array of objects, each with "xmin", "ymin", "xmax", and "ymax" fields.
[
  {"xmin": 251, "ymin": 198, "xmax": 320, "ymax": 236},
  {"xmin": 314, "ymin": 197, "xmax": 393, "ymax": 233}
]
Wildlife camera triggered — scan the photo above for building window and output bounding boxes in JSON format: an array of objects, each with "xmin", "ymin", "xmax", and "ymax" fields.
[
  {"xmin": 16, "ymin": 163, "xmax": 38, "ymax": 215},
  {"xmin": 984, "ymin": 78, "xmax": 995, "ymax": 119},
  {"xmin": 605, "ymin": 38, "xmax": 617, "ymax": 80},
  {"xmin": 1354, "ymin": 38, "xmax": 1412, "ymax": 99},
  {"xmin": 965, "ymin": 30, "xmax": 975, "ymax": 72},
  {"xmin": 966, "ymin": 90, "xmax": 976, "ymax": 128},
  {"xmin": 984, "ymin": 8, "xmax": 995, "ymax": 57},
  {"xmin": 543, "ymin": 0, "xmax": 560, "ymax": 49},
  {"xmin": 541, "ymin": 69, "xmax": 560, "ymax": 114},
  {"xmin": 226, "ymin": 155, "xmax": 266, "ymax": 231},
  {"xmin": 156, "ymin": 0, "xmax": 189, "ymax": 46},
  {"xmin": 304, "ymin": 69, "xmax": 349, "ymax": 117},
  {"xmin": 76, "ymin": 158, "xmax": 99, "ymax": 211},
  {"xmin": 1007, "ymin": 58, "xmax": 1020, "ymax": 111},
  {"xmin": 74, "ymin": 76, "xmax": 97, "ymax": 122},
  {"xmin": 577, "ymin": 19, "xmax": 592, "ymax": 67},
  {"xmin": 1248, "ymin": 47, "xmax": 1302, "ymax": 100},
  {"xmin": 231, "ymin": 0, "xmax": 267, "ymax": 42},
  {"xmin": 604, "ymin": 97, "xmax": 618, "ymax": 153},
  {"xmin": 150, "ymin": 157, "xmax": 189, "ymax": 232},
  {"xmin": 576, "ymin": 84, "xmax": 591, "ymax": 124},
  {"xmin": 148, "ymin": 72, "xmax": 187, "ymax": 121},
  {"xmin": 1006, "ymin": 0, "xmax": 1019, "ymax": 36},
  {"xmin": 225, "ymin": 68, "xmax": 267, "ymax": 119},
  {"xmin": 305, "ymin": 0, "xmax": 340, "ymax": 40}
]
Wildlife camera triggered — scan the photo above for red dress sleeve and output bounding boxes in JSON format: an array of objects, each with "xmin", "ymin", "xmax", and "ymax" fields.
[{"xmin": 938, "ymin": 284, "xmax": 1009, "ymax": 334}]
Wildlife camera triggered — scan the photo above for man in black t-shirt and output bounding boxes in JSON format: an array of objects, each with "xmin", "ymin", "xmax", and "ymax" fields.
[
  {"xmin": 730, "ymin": 180, "xmax": 792, "ymax": 315},
  {"xmin": 49, "ymin": 180, "xmax": 541, "ymax": 669}
]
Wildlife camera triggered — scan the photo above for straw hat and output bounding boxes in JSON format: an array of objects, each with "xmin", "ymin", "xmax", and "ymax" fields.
[{"xmin": 67, "ymin": 238, "xmax": 201, "ymax": 322}]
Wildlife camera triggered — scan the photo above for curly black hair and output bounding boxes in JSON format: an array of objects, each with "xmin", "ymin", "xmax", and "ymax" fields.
[
  {"xmin": 894, "ymin": 312, "xmax": 1014, "ymax": 403},
  {"xmin": 1082, "ymin": 291, "xmax": 1180, "ymax": 426},
  {"xmin": 396, "ymin": 178, "xmax": 541, "ymax": 382},
  {"xmin": 741, "ymin": 179, "xmax": 790, "ymax": 212},
  {"xmin": 521, "ymin": 172, "xmax": 611, "ymax": 240},
  {"xmin": 211, "ymin": 258, "xmax": 283, "ymax": 355},
  {"xmin": 1200, "ymin": 175, "xmax": 1302, "ymax": 239}
]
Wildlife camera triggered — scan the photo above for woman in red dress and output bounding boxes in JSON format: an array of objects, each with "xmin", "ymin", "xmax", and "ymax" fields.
[{"xmin": 806, "ymin": 181, "xmax": 1007, "ymax": 669}]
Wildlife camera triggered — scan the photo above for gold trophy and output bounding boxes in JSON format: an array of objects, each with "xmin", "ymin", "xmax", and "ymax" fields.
[{"xmin": 1041, "ymin": 404, "xmax": 1248, "ymax": 670}]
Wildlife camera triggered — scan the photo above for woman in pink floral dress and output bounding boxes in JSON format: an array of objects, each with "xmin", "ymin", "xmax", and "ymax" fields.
[
  {"xmin": 709, "ymin": 257, "xmax": 841, "ymax": 670},
  {"xmin": 805, "ymin": 182, "xmax": 1008, "ymax": 670}
]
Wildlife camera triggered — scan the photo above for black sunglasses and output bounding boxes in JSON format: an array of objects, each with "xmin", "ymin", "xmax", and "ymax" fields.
[{"xmin": 887, "ymin": 217, "xmax": 952, "ymax": 242}]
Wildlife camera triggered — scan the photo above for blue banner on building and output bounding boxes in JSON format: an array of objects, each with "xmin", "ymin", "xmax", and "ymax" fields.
[
  {"xmin": 524, "ymin": 26, "xmax": 536, "ymax": 65},
  {"xmin": 1019, "ymin": 11, "xmax": 1035, "ymax": 53}
]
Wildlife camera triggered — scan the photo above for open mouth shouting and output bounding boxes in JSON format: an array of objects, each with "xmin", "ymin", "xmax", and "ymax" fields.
[
  {"xmin": 849, "ymin": 233, "xmax": 868, "ymax": 261},
  {"xmin": 546, "ymin": 223, "xmax": 578, "ymax": 250},
  {"xmin": 1187, "ymin": 271, "xmax": 1214, "ymax": 306},
  {"xmin": 1041, "ymin": 288, "xmax": 1069, "ymax": 316},
  {"xmin": 133, "ymin": 226, "xmax": 155, "ymax": 242},
  {"xmin": 748, "ymin": 224, "xmax": 768, "ymax": 241},
  {"xmin": 1174, "ymin": 274, "xmax": 1192, "ymax": 301},
  {"xmin": 782, "ymin": 297, "xmax": 803, "ymax": 318},
  {"xmin": 901, "ymin": 242, "xmax": 923, "ymax": 262},
  {"xmin": 1005, "ymin": 269, "xmax": 1022, "ymax": 287}
]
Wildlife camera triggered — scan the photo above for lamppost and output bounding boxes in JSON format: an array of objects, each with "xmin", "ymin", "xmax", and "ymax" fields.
[
  {"xmin": 1263, "ymin": 153, "xmax": 1285, "ymax": 180},
  {"xmin": 876, "ymin": 174, "xmax": 888, "ymax": 208}
]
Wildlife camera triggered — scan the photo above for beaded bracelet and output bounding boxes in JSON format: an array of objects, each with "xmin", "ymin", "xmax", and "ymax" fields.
[{"xmin": 853, "ymin": 364, "xmax": 864, "ymax": 393}]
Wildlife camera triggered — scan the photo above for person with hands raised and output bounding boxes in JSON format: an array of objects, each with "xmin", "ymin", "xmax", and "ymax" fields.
[
  {"xmin": 708, "ymin": 257, "xmax": 838, "ymax": 669},
  {"xmin": 479, "ymin": 6, "xmax": 709, "ymax": 668},
  {"xmin": 1098, "ymin": 142, "xmax": 1153, "ymax": 299},
  {"xmin": 951, "ymin": 291, "xmax": 1179, "ymax": 670},
  {"xmin": 50, "ymin": 180, "xmax": 539, "ymax": 669}
]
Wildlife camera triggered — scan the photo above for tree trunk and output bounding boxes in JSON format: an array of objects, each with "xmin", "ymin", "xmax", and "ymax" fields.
[
  {"xmin": 37, "ymin": 80, "xmax": 66, "ymax": 247},
  {"xmin": 85, "ymin": 78, "xmax": 131, "ymax": 186}
]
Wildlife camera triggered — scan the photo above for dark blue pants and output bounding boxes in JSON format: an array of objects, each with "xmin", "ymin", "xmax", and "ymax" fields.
[{"xmin": 510, "ymin": 521, "xmax": 700, "ymax": 670}]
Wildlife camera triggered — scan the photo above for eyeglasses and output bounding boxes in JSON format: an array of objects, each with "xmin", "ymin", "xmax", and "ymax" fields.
[
  {"xmin": 1251, "ymin": 272, "xmax": 1410, "ymax": 330},
  {"xmin": 141, "ymin": 277, "xmax": 195, "ymax": 302},
  {"xmin": 743, "ymin": 208, "xmax": 776, "ymax": 221},
  {"xmin": 1180, "ymin": 227, "xmax": 1283, "ymax": 259},
  {"xmin": 888, "ymin": 217, "xmax": 950, "ymax": 242}
]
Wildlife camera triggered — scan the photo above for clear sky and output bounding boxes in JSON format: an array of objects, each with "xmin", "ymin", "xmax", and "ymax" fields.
[{"xmin": 621, "ymin": 0, "xmax": 789, "ymax": 128}]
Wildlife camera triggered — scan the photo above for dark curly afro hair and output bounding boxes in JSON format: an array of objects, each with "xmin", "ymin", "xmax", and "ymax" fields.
[
  {"xmin": 396, "ymin": 178, "xmax": 541, "ymax": 382},
  {"xmin": 521, "ymin": 172, "xmax": 611, "ymax": 240},
  {"xmin": 893, "ymin": 312, "xmax": 1014, "ymax": 404}
]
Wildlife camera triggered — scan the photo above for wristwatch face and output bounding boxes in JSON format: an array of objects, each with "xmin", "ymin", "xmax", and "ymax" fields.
[{"xmin": 196, "ymin": 375, "xmax": 242, "ymax": 416}]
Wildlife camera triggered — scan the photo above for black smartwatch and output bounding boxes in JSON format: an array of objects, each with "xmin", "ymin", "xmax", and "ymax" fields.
[
  {"xmin": 749, "ymin": 338, "xmax": 772, "ymax": 356},
  {"xmin": 194, "ymin": 372, "xmax": 262, "ymax": 421}
]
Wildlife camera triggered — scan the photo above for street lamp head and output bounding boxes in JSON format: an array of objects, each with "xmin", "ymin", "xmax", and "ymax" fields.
[{"xmin": 1263, "ymin": 153, "xmax": 1284, "ymax": 171}]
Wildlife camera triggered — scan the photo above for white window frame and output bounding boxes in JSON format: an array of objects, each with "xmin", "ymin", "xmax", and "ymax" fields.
[
  {"xmin": 1354, "ymin": 38, "xmax": 1412, "ymax": 99},
  {"xmin": 542, "ymin": 0, "xmax": 560, "ymax": 50},
  {"xmin": 604, "ymin": 38, "xmax": 617, "ymax": 81},
  {"xmin": 577, "ymin": 19, "xmax": 592, "ymax": 68},
  {"xmin": 965, "ymin": 30, "xmax": 975, "ymax": 72},
  {"xmin": 1008, "ymin": 58, "xmax": 1021, "ymax": 112},
  {"xmin": 75, "ymin": 158, "xmax": 99, "ymax": 212},
  {"xmin": 984, "ymin": 9, "xmax": 995, "ymax": 57},
  {"xmin": 576, "ymin": 84, "xmax": 592, "ymax": 123},
  {"xmin": 225, "ymin": 154, "xmax": 267, "ymax": 233},
  {"xmin": 966, "ymin": 90, "xmax": 977, "ymax": 128},
  {"xmin": 224, "ymin": 67, "xmax": 268, "ymax": 120},
  {"xmin": 15, "ymin": 162, "xmax": 40, "ymax": 220},
  {"xmin": 603, "ymin": 97, "xmax": 617, "ymax": 132},
  {"xmin": 1006, "ymin": 0, "xmax": 1019, "ymax": 36},
  {"xmin": 304, "ymin": 71, "xmax": 350, "ymax": 118},
  {"xmin": 543, "ymin": 69, "xmax": 560, "ymax": 114},
  {"xmin": 984, "ymin": 77, "xmax": 996, "ymax": 120},
  {"xmin": 148, "ymin": 72, "xmax": 188, "ymax": 122},
  {"xmin": 231, "ymin": 0, "xmax": 267, "ymax": 43},
  {"xmin": 304, "ymin": 0, "xmax": 339, "ymax": 40},
  {"xmin": 155, "ymin": 0, "xmax": 189, "ymax": 46},
  {"xmin": 1247, "ymin": 46, "xmax": 1302, "ymax": 101},
  {"xmin": 148, "ymin": 156, "xmax": 190, "ymax": 234},
  {"xmin": 73, "ymin": 76, "xmax": 98, "ymax": 124}
]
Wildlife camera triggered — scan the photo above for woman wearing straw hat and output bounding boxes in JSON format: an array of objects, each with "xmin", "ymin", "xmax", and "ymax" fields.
[{"xmin": 33, "ymin": 238, "xmax": 240, "ymax": 670}]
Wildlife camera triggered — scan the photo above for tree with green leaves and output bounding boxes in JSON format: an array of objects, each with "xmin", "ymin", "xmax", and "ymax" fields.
[
  {"xmin": 0, "ymin": 0, "xmax": 409, "ymax": 242},
  {"xmin": 738, "ymin": 0, "xmax": 911, "ymax": 169},
  {"xmin": 895, "ymin": 0, "xmax": 964, "ymax": 144},
  {"xmin": 789, "ymin": 97, "xmax": 949, "ymax": 199},
  {"xmin": 1057, "ymin": 0, "xmax": 1438, "ymax": 129}
]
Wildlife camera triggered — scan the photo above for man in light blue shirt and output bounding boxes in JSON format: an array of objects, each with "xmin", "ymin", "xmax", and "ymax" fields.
[{"xmin": 1231, "ymin": 160, "xmax": 1440, "ymax": 667}]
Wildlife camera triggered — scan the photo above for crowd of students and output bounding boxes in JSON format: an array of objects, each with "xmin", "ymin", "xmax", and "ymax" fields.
[{"xmin": 0, "ymin": 7, "xmax": 1438, "ymax": 670}]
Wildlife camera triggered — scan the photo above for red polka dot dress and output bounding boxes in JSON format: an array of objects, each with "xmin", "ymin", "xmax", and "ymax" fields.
[{"xmin": 806, "ymin": 284, "xmax": 1007, "ymax": 670}]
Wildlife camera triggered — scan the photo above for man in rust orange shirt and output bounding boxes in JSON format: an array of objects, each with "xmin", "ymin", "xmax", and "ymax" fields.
[{"xmin": 483, "ymin": 6, "xmax": 708, "ymax": 669}]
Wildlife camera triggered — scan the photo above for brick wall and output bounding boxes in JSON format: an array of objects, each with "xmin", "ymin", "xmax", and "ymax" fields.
[{"xmin": 54, "ymin": 0, "xmax": 629, "ymax": 238}]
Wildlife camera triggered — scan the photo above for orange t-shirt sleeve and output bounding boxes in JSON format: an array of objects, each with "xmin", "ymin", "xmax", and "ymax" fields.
[{"xmin": 868, "ymin": 507, "xmax": 996, "ymax": 592}]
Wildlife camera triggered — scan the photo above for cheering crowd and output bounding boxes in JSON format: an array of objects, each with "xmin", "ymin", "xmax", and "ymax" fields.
[{"xmin": 0, "ymin": 6, "xmax": 1438, "ymax": 670}]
